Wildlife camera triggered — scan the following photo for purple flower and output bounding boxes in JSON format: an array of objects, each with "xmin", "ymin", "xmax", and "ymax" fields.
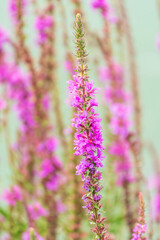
[
  {"xmin": 68, "ymin": 13, "xmax": 108, "ymax": 239},
  {"xmin": 0, "ymin": 98, "xmax": 7, "ymax": 110},
  {"xmin": 27, "ymin": 202, "xmax": 48, "ymax": 221},
  {"xmin": 151, "ymin": 193, "xmax": 160, "ymax": 221},
  {"xmin": 22, "ymin": 229, "xmax": 44, "ymax": 240},
  {"xmin": 35, "ymin": 15, "xmax": 53, "ymax": 44},
  {"xmin": 3, "ymin": 185, "xmax": 22, "ymax": 206},
  {"xmin": 37, "ymin": 137, "xmax": 58, "ymax": 153},
  {"xmin": 91, "ymin": 0, "xmax": 118, "ymax": 23},
  {"xmin": 99, "ymin": 60, "xmax": 135, "ymax": 187},
  {"xmin": 131, "ymin": 223, "xmax": 147, "ymax": 240},
  {"xmin": 0, "ymin": 28, "xmax": 8, "ymax": 48},
  {"xmin": 9, "ymin": 0, "xmax": 27, "ymax": 23},
  {"xmin": 131, "ymin": 193, "xmax": 147, "ymax": 240}
]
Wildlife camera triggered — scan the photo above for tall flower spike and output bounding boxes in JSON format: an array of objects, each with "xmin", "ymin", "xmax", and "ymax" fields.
[
  {"xmin": 131, "ymin": 192, "xmax": 147, "ymax": 240},
  {"xmin": 68, "ymin": 13, "xmax": 109, "ymax": 240}
]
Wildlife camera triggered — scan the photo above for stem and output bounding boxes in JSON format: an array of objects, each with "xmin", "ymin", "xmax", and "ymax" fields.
[{"xmin": 119, "ymin": 0, "xmax": 141, "ymax": 139}]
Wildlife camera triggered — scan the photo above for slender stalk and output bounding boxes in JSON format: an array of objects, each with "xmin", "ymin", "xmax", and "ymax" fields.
[
  {"xmin": 119, "ymin": 0, "xmax": 141, "ymax": 139},
  {"xmin": 69, "ymin": 13, "xmax": 110, "ymax": 240}
]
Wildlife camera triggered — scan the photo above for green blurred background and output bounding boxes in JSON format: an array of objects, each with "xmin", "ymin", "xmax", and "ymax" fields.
[
  {"xmin": 0, "ymin": 0, "xmax": 160, "ymax": 203},
  {"xmin": 0, "ymin": 1, "xmax": 160, "ymax": 239}
]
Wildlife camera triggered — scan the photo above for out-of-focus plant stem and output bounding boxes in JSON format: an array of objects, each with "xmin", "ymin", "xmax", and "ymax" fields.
[
  {"xmin": 119, "ymin": 0, "xmax": 141, "ymax": 140},
  {"xmin": 45, "ymin": 0, "xmax": 68, "ymax": 158},
  {"xmin": 14, "ymin": 2, "xmax": 61, "ymax": 239},
  {"xmin": 99, "ymin": 17, "xmax": 134, "ymax": 235},
  {"xmin": 118, "ymin": 1, "xmax": 143, "ymax": 212}
]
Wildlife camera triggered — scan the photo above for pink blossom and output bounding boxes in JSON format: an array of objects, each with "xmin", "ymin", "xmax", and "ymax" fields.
[
  {"xmin": 109, "ymin": 141, "xmax": 134, "ymax": 186},
  {"xmin": 148, "ymin": 175, "xmax": 160, "ymax": 190},
  {"xmin": 109, "ymin": 141, "xmax": 129, "ymax": 158},
  {"xmin": 27, "ymin": 202, "xmax": 48, "ymax": 220},
  {"xmin": 110, "ymin": 115, "xmax": 130, "ymax": 137},
  {"xmin": 37, "ymin": 137, "xmax": 58, "ymax": 153},
  {"xmin": 39, "ymin": 156, "xmax": 62, "ymax": 191},
  {"xmin": 131, "ymin": 223, "xmax": 147, "ymax": 240},
  {"xmin": 39, "ymin": 158, "xmax": 55, "ymax": 178},
  {"xmin": 109, "ymin": 103, "xmax": 131, "ymax": 137},
  {"xmin": 42, "ymin": 94, "xmax": 50, "ymax": 110},
  {"xmin": 3, "ymin": 185, "xmax": 22, "ymax": 206},
  {"xmin": 22, "ymin": 229, "xmax": 44, "ymax": 240},
  {"xmin": 99, "ymin": 63, "xmax": 124, "ymax": 83},
  {"xmin": 91, "ymin": 0, "xmax": 110, "ymax": 17},
  {"xmin": 9, "ymin": 0, "xmax": 27, "ymax": 23},
  {"xmin": 107, "ymin": 14, "xmax": 118, "ymax": 23},
  {"xmin": 56, "ymin": 200, "xmax": 66, "ymax": 213},
  {"xmin": 35, "ymin": 15, "xmax": 53, "ymax": 44},
  {"xmin": 64, "ymin": 60, "xmax": 75, "ymax": 74},
  {"xmin": 91, "ymin": 0, "xmax": 118, "ymax": 23},
  {"xmin": 104, "ymin": 87, "xmax": 129, "ymax": 103},
  {"xmin": 0, "ymin": 98, "xmax": 6, "ymax": 110},
  {"xmin": 0, "ymin": 28, "xmax": 8, "ymax": 48},
  {"xmin": 102, "ymin": 62, "xmax": 134, "ymax": 187},
  {"xmin": 151, "ymin": 193, "xmax": 160, "ymax": 221},
  {"xmin": 63, "ymin": 127, "xmax": 72, "ymax": 135},
  {"xmin": 45, "ymin": 175, "xmax": 60, "ymax": 191}
]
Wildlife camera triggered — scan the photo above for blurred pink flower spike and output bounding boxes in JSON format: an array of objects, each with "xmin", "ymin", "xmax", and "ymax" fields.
[
  {"xmin": 91, "ymin": 0, "xmax": 118, "ymax": 23},
  {"xmin": 3, "ymin": 185, "xmax": 22, "ymax": 206}
]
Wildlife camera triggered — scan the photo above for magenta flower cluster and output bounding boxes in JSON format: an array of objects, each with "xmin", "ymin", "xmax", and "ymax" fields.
[
  {"xmin": 0, "ymin": 20, "xmax": 63, "ymax": 238},
  {"xmin": 22, "ymin": 229, "xmax": 44, "ymax": 240},
  {"xmin": 35, "ymin": 15, "xmax": 53, "ymax": 45},
  {"xmin": 131, "ymin": 223, "xmax": 147, "ymax": 240},
  {"xmin": 9, "ymin": 0, "xmax": 27, "ymax": 23},
  {"xmin": 91, "ymin": 0, "xmax": 117, "ymax": 23},
  {"xmin": 68, "ymin": 75, "xmax": 104, "ymax": 193},
  {"xmin": 3, "ymin": 185, "xmax": 22, "ymax": 206},
  {"xmin": 99, "ymin": 62, "xmax": 134, "ymax": 186},
  {"xmin": 68, "ymin": 72, "xmax": 107, "ymax": 237}
]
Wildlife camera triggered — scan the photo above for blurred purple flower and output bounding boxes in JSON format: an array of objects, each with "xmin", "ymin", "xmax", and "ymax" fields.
[
  {"xmin": 22, "ymin": 229, "xmax": 44, "ymax": 240},
  {"xmin": 91, "ymin": 0, "xmax": 118, "ymax": 23},
  {"xmin": 3, "ymin": 185, "xmax": 22, "ymax": 206},
  {"xmin": 35, "ymin": 15, "xmax": 53, "ymax": 44},
  {"xmin": 27, "ymin": 202, "xmax": 48, "ymax": 221}
]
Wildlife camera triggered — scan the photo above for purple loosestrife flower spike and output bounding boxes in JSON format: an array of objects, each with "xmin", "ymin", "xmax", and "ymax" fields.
[
  {"xmin": 131, "ymin": 193, "xmax": 147, "ymax": 240},
  {"xmin": 68, "ymin": 13, "xmax": 109, "ymax": 240}
]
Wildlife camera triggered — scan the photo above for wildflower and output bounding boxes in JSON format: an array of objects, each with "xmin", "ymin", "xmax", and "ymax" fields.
[
  {"xmin": 91, "ymin": 0, "xmax": 117, "ymax": 23},
  {"xmin": 27, "ymin": 202, "xmax": 48, "ymax": 221},
  {"xmin": 100, "ymin": 61, "xmax": 134, "ymax": 187},
  {"xmin": 22, "ymin": 228, "xmax": 44, "ymax": 240},
  {"xmin": 0, "ymin": 98, "xmax": 6, "ymax": 110},
  {"xmin": 0, "ymin": 28, "xmax": 8, "ymax": 48},
  {"xmin": 131, "ymin": 193, "xmax": 147, "ymax": 240},
  {"xmin": 152, "ymin": 193, "xmax": 160, "ymax": 221},
  {"xmin": 9, "ymin": 0, "xmax": 27, "ymax": 23},
  {"xmin": 35, "ymin": 15, "xmax": 53, "ymax": 44},
  {"xmin": 99, "ymin": 63, "xmax": 124, "ymax": 83},
  {"xmin": 3, "ymin": 185, "xmax": 22, "ymax": 206},
  {"xmin": 68, "ymin": 13, "xmax": 109, "ymax": 239}
]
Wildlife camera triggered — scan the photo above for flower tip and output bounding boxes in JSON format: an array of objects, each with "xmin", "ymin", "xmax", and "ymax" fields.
[
  {"xmin": 76, "ymin": 13, "xmax": 81, "ymax": 21},
  {"xmin": 139, "ymin": 192, "xmax": 144, "ymax": 204},
  {"xmin": 29, "ymin": 228, "xmax": 35, "ymax": 239}
]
